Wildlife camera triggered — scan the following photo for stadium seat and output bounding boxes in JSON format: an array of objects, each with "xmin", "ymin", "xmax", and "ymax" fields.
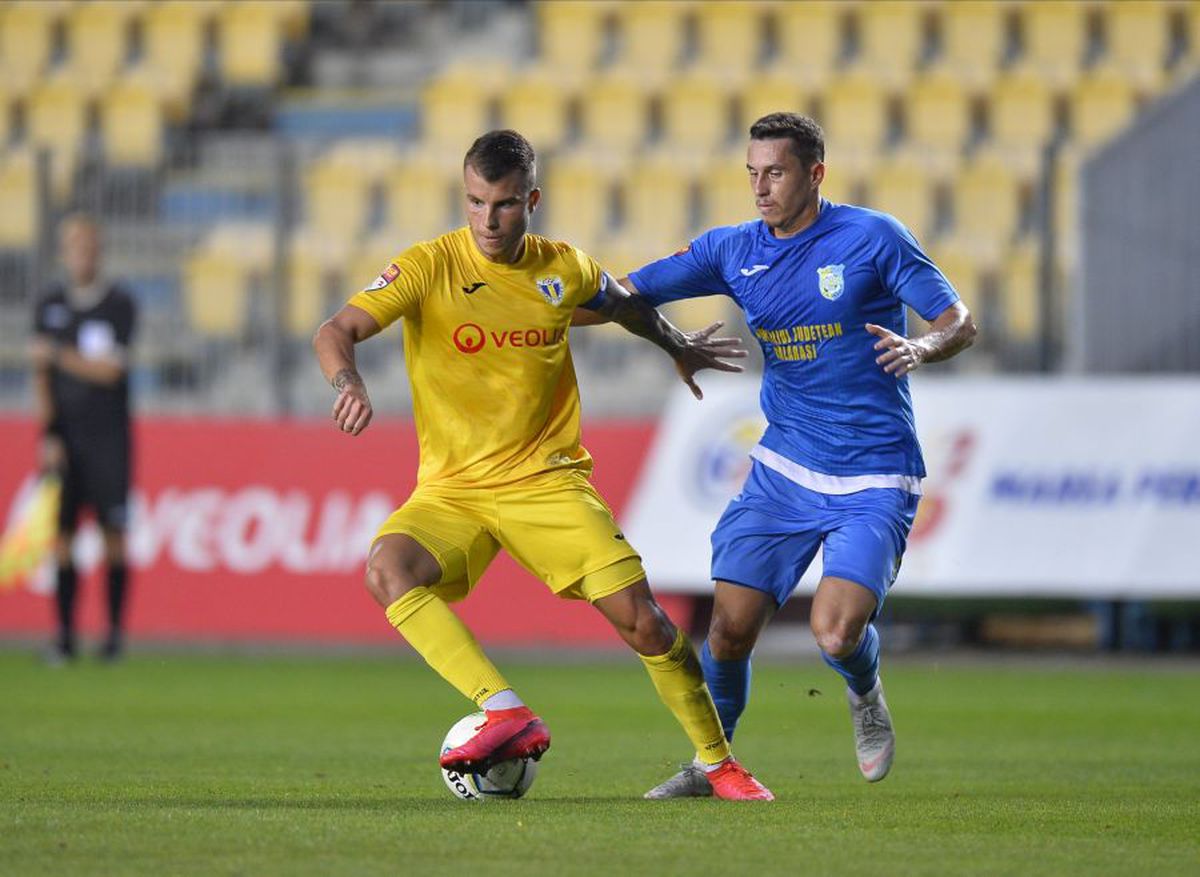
[
  {"xmin": 865, "ymin": 152, "xmax": 937, "ymax": 245},
  {"xmin": 904, "ymin": 68, "xmax": 970, "ymax": 165},
  {"xmin": 951, "ymin": 149, "xmax": 1024, "ymax": 263},
  {"xmin": 855, "ymin": 0, "xmax": 924, "ymax": 87},
  {"xmin": 989, "ymin": 66, "xmax": 1056, "ymax": 165},
  {"xmin": 304, "ymin": 146, "xmax": 388, "ymax": 249},
  {"xmin": 383, "ymin": 150, "xmax": 460, "ymax": 245},
  {"xmin": 736, "ymin": 68, "xmax": 810, "ymax": 135},
  {"xmin": 219, "ymin": 1, "xmax": 285, "ymax": 88},
  {"xmin": 817, "ymin": 160, "xmax": 861, "ymax": 206},
  {"xmin": 0, "ymin": 1, "xmax": 69, "ymax": 93},
  {"xmin": 577, "ymin": 71, "xmax": 653, "ymax": 155},
  {"xmin": 26, "ymin": 74, "xmax": 89, "ymax": 199},
  {"xmin": 658, "ymin": 292, "xmax": 733, "ymax": 333},
  {"xmin": 0, "ymin": 148, "xmax": 37, "ymax": 248},
  {"xmin": 541, "ymin": 149, "xmax": 618, "ymax": 249},
  {"xmin": 925, "ymin": 240, "xmax": 983, "ymax": 312},
  {"xmin": 659, "ymin": 71, "xmax": 733, "ymax": 155},
  {"xmin": 620, "ymin": 151, "xmax": 698, "ymax": 250},
  {"xmin": 774, "ymin": 0, "xmax": 845, "ymax": 89},
  {"xmin": 693, "ymin": 1, "xmax": 766, "ymax": 78},
  {"xmin": 937, "ymin": 0, "xmax": 1004, "ymax": 89},
  {"xmin": 1070, "ymin": 65, "xmax": 1136, "ymax": 150},
  {"xmin": 1052, "ymin": 144, "xmax": 1080, "ymax": 271},
  {"xmin": 1020, "ymin": 0, "xmax": 1087, "ymax": 88},
  {"xmin": 142, "ymin": 0, "xmax": 212, "ymax": 121},
  {"xmin": 63, "ymin": 0, "xmax": 141, "ymax": 95},
  {"xmin": 819, "ymin": 69, "xmax": 889, "ymax": 157},
  {"xmin": 0, "ymin": 87, "xmax": 12, "ymax": 149},
  {"xmin": 183, "ymin": 222, "xmax": 272, "ymax": 337},
  {"xmin": 100, "ymin": 74, "xmax": 165, "ymax": 168},
  {"xmin": 287, "ymin": 227, "xmax": 344, "ymax": 338},
  {"xmin": 1104, "ymin": 1, "xmax": 1169, "ymax": 92},
  {"xmin": 998, "ymin": 240, "xmax": 1040, "ymax": 343},
  {"xmin": 611, "ymin": 0, "xmax": 691, "ymax": 77},
  {"xmin": 496, "ymin": 65, "xmax": 577, "ymax": 153},
  {"xmin": 702, "ymin": 149, "xmax": 755, "ymax": 228},
  {"xmin": 535, "ymin": 0, "xmax": 610, "ymax": 74},
  {"xmin": 420, "ymin": 62, "xmax": 504, "ymax": 152}
]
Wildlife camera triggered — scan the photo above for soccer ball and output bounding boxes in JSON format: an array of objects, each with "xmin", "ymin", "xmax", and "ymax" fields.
[{"xmin": 440, "ymin": 711, "xmax": 539, "ymax": 801}]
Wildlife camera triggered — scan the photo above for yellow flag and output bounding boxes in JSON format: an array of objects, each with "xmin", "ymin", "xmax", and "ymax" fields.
[{"xmin": 0, "ymin": 475, "xmax": 60, "ymax": 591}]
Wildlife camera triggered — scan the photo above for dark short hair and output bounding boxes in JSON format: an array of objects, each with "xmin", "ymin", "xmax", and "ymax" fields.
[
  {"xmin": 464, "ymin": 130, "xmax": 537, "ymax": 190},
  {"xmin": 749, "ymin": 112, "xmax": 825, "ymax": 167}
]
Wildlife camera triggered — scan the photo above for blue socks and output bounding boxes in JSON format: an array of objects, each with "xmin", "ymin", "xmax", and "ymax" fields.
[
  {"xmin": 700, "ymin": 639, "xmax": 752, "ymax": 742},
  {"xmin": 821, "ymin": 623, "xmax": 880, "ymax": 696}
]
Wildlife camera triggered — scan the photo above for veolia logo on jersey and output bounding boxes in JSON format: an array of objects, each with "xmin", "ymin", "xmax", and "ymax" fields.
[{"xmin": 452, "ymin": 323, "xmax": 566, "ymax": 354}]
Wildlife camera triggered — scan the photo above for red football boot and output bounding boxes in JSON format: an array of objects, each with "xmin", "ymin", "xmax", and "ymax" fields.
[
  {"xmin": 706, "ymin": 758, "xmax": 775, "ymax": 801},
  {"xmin": 438, "ymin": 707, "xmax": 551, "ymax": 774}
]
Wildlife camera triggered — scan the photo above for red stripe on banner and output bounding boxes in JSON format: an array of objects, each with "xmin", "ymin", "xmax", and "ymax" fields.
[{"xmin": 0, "ymin": 418, "xmax": 683, "ymax": 646}]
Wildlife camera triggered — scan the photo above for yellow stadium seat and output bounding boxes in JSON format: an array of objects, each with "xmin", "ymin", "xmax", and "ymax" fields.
[
  {"xmin": 497, "ymin": 66, "xmax": 577, "ymax": 153},
  {"xmin": 420, "ymin": 63, "xmax": 504, "ymax": 152},
  {"xmin": 1105, "ymin": 1, "xmax": 1169, "ymax": 92},
  {"xmin": 535, "ymin": 0, "xmax": 610, "ymax": 74},
  {"xmin": 26, "ymin": 75, "xmax": 89, "ymax": 199},
  {"xmin": 219, "ymin": 1, "xmax": 285, "ymax": 88},
  {"xmin": 866, "ymin": 152, "xmax": 937, "ymax": 244},
  {"xmin": 998, "ymin": 240, "xmax": 1040, "ymax": 343},
  {"xmin": 818, "ymin": 162, "xmax": 861, "ymax": 206},
  {"xmin": 100, "ymin": 75, "xmax": 164, "ymax": 168},
  {"xmin": 659, "ymin": 71, "xmax": 733, "ymax": 154},
  {"xmin": 1052, "ymin": 144, "xmax": 1080, "ymax": 271},
  {"xmin": 287, "ymin": 227, "xmax": 345, "ymax": 338},
  {"xmin": 659, "ymin": 293, "xmax": 733, "ymax": 333},
  {"xmin": 856, "ymin": 0, "xmax": 925, "ymax": 87},
  {"xmin": 305, "ymin": 160, "xmax": 373, "ymax": 248},
  {"xmin": 925, "ymin": 240, "xmax": 982, "ymax": 311},
  {"xmin": 184, "ymin": 222, "xmax": 272, "ymax": 336},
  {"xmin": 1021, "ymin": 0, "xmax": 1087, "ymax": 88},
  {"xmin": 737, "ymin": 68, "xmax": 811, "ymax": 135},
  {"xmin": 905, "ymin": 68, "xmax": 970, "ymax": 162},
  {"xmin": 703, "ymin": 149, "xmax": 755, "ymax": 228},
  {"xmin": 578, "ymin": 71, "xmax": 653, "ymax": 154},
  {"xmin": 819, "ymin": 70, "xmax": 889, "ymax": 154},
  {"xmin": 693, "ymin": 1, "xmax": 766, "ymax": 77},
  {"xmin": 774, "ymin": 0, "xmax": 846, "ymax": 89},
  {"xmin": 64, "ymin": 1, "xmax": 142, "ymax": 94},
  {"xmin": 989, "ymin": 66, "xmax": 1056, "ymax": 164},
  {"xmin": 621, "ymin": 152, "xmax": 697, "ymax": 249},
  {"xmin": 383, "ymin": 151, "xmax": 459, "ymax": 244},
  {"xmin": 143, "ymin": 1, "xmax": 211, "ymax": 121},
  {"xmin": 938, "ymin": 0, "xmax": 1004, "ymax": 89},
  {"xmin": 1071, "ymin": 65, "xmax": 1136, "ymax": 149},
  {"xmin": 541, "ymin": 150, "xmax": 617, "ymax": 249},
  {"xmin": 952, "ymin": 149, "xmax": 1024, "ymax": 261},
  {"xmin": 0, "ymin": 87, "xmax": 12, "ymax": 148},
  {"xmin": 0, "ymin": 148, "xmax": 37, "ymax": 247},
  {"xmin": 612, "ymin": 0, "xmax": 691, "ymax": 76},
  {"xmin": 0, "ymin": 1, "xmax": 70, "ymax": 90}
]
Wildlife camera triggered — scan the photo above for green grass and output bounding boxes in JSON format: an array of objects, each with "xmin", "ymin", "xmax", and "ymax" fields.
[{"xmin": 1, "ymin": 651, "xmax": 1197, "ymax": 876}]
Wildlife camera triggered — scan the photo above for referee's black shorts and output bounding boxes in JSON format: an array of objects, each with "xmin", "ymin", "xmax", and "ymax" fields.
[{"xmin": 58, "ymin": 432, "xmax": 131, "ymax": 533}]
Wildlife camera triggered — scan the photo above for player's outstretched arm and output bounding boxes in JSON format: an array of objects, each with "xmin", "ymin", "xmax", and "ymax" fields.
[
  {"xmin": 585, "ymin": 273, "xmax": 747, "ymax": 400},
  {"xmin": 866, "ymin": 301, "xmax": 977, "ymax": 378},
  {"xmin": 313, "ymin": 304, "xmax": 382, "ymax": 435}
]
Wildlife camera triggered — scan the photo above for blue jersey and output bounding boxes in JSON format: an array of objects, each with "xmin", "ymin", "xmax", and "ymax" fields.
[{"xmin": 629, "ymin": 201, "xmax": 958, "ymax": 487}]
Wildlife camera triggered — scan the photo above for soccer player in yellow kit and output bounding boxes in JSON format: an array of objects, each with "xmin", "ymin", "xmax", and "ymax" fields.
[{"xmin": 313, "ymin": 130, "xmax": 772, "ymax": 800}]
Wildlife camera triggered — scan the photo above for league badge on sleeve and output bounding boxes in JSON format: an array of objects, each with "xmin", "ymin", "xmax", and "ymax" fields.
[
  {"xmin": 363, "ymin": 262, "xmax": 401, "ymax": 292},
  {"xmin": 817, "ymin": 264, "xmax": 845, "ymax": 301},
  {"xmin": 536, "ymin": 276, "xmax": 565, "ymax": 307}
]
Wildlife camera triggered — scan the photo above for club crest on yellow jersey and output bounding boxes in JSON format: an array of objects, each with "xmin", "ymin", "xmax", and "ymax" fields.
[
  {"xmin": 536, "ymin": 276, "xmax": 565, "ymax": 307},
  {"xmin": 817, "ymin": 264, "xmax": 845, "ymax": 301}
]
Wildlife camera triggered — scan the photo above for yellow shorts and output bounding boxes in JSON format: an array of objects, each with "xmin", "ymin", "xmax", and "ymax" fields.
[{"xmin": 373, "ymin": 468, "xmax": 645, "ymax": 604}]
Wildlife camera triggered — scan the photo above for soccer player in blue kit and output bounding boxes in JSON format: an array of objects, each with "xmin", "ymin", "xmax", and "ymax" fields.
[{"xmin": 585, "ymin": 113, "xmax": 977, "ymax": 797}]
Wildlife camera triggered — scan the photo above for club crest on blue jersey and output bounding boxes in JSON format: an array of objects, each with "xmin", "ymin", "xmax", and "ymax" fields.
[
  {"xmin": 536, "ymin": 275, "xmax": 565, "ymax": 307},
  {"xmin": 817, "ymin": 264, "xmax": 845, "ymax": 301}
]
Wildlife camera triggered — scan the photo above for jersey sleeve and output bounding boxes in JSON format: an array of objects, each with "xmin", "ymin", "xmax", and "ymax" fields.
[
  {"xmin": 571, "ymin": 246, "xmax": 606, "ymax": 310},
  {"xmin": 871, "ymin": 214, "xmax": 960, "ymax": 321},
  {"xmin": 626, "ymin": 228, "xmax": 732, "ymax": 306},
  {"xmin": 346, "ymin": 245, "xmax": 433, "ymax": 328}
]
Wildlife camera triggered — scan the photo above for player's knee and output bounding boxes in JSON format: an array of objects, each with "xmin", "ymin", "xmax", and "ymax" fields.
[
  {"xmin": 364, "ymin": 562, "xmax": 422, "ymax": 607},
  {"xmin": 628, "ymin": 601, "xmax": 676, "ymax": 656},
  {"xmin": 707, "ymin": 615, "xmax": 757, "ymax": 660},
  {"xmin": 811, "ymin": 616, "xmax": 865, "ymax": 659}
]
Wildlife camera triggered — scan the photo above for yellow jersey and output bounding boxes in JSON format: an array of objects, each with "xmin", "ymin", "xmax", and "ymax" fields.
[{"xmin": 348, "ymin": 226, "xmax": 605, "ymax": 488}]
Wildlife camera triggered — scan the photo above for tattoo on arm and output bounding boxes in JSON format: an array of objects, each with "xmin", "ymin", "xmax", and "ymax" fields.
[
  {"xmin": 597, "ymin": 286, "xmax": 685, "ymax": 357},
  {"xmin": 331, "ymin": 368, "xmax": 364, "ymax": 391}
]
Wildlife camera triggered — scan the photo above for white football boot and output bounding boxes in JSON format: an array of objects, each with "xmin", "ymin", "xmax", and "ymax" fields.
[
  {"xmin": 643, "ymin": 758, "xmax": 714, "ymax": 799},
  {"xmin": 848, "ymin": 678, "xmax": 895, "ymax": 782}
]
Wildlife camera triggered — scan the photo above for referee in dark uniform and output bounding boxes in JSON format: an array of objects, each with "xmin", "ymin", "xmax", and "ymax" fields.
[{"xmin": 31, "ymin": 213, "xmax": 137, "ymax": 663}]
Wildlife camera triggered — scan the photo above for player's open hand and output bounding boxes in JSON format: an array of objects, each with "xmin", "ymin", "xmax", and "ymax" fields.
[
  {"xmin": 332, "ymin": 381, "xmax": 373, "ymax": 436},
  {"xmin": 674, "ymin": 321, "xmax": 747, "ymax": 400},
  {"xmin": 866, "ymin": 323, "xmax": 927, "ymax": 377}
]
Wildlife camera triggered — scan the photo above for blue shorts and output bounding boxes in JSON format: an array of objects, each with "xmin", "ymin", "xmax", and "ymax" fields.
[{"xmin": 710, "ymin": 460, "xmax": 920, "ymax": 609}]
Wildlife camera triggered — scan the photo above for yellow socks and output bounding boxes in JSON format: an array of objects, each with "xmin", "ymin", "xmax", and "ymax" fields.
[
  {"xmin": 639, "ymin": 628, "xmax": 731, "ymax": 765},
  {"xmin": 385, "ymin": 587, "xmax": 511, "ymax": 706}
]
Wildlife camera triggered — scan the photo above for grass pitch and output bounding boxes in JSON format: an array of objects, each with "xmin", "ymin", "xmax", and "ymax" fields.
[{"xmin": 1, "ymin": 650, "xmax": 1197, "ymax": 876}]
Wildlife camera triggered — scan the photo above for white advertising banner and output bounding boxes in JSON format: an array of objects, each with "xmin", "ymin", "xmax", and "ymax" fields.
[{"xmin": 624, "ymin": 376, "xmax": 1200, "ymax": 598}]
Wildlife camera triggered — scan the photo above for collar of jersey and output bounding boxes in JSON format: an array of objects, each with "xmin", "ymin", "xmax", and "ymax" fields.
[
  {"xmin": 462, "ymin": 227, "xmax": 540, "ymax": 274},
  {"xmin": 756, "ymin": 198, "xmax": 832, "ymax": 248}
]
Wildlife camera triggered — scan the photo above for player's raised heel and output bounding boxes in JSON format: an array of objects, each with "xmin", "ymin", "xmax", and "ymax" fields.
[
  {"xmin": 438, "ymin": 707, "xmax": 551, "ymax": 774},
  {"xmin": 706, "ymin": 758, "xmax": 774, "ymax": 801},
  {"xmin": 849, "ymin": 679, "xmax": 895, "ymax": 782},
  {"xmin": 643, "ymin": 760, "xmax": 713, "ymax": 799}
]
